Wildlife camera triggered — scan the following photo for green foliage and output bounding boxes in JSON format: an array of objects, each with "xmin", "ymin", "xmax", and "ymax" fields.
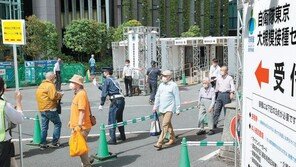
[
  {"xmin": 64, "ymin": 19, "xmax": 110, "ymax": 55},
  {"xmin": 169, "ymin": 0, "xmax": 178, "ymax": 37},
  {"xmin": 113, "ymin": 20, "xmax": 142, "ymax": 42},
  {"xmin": 223, "ymin": 0, "xmax": 229, "ymax": 36},
  {"xmin": 181, "ymin": 25, "xmax": 201, "ymax": 37},
  {"xmin": 159, "ymin": 0, "xmax": 166, "ymax": 36},
  {"xmin": 213, "ymin": 0, "xmax": 220, "ymax": 36},
  {"xmin": 22, "ymin": 15, "xmax": 47, "ymax": 59},
  {"xmin": 142, "ymin": 0, "xmax": 149, "ymax": 26},
  {"xmin": 195, "ymin": 0, "xmax": 201, "ymax": 29},
  {"xmin": 44, "ymin": 21, "xmax": 60, "ymax": 59},
  {"xmin": 122, "ymin": 0, "xmax": 132, "ymax": 22},
  {"xmin": 203, "ymin": 0, "xmax": 211, "ymax": 36},
  {"xmin": 0, "ymin": 20, "xmax": 9, "ymax": 54},
  {"xmin": 183, "ymin": 1, "xmax": 190, "ymax": 33}
]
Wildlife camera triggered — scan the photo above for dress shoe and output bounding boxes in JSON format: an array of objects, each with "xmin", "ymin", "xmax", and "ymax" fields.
[
  {"xmin": 153, "ymin": 144, "xmax": 162, "ymax": 151},
  {"xmin": 107, "ymin": 140, "xmax": 117, "ymax": 145},
  {"xmin": 196, "ymin": 130, "xmax": 206, "ymax": 135},
  {"xmin": 207, "ymin": 130, "xmax": 215, "ymax": 135},
  {"xmin": 116, "ymin": 136, "xmax": 126, "ymax": 141}
]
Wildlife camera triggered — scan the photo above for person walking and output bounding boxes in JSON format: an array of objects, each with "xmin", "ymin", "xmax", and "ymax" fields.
[
  {"xmin": 36, "ymin": 72, "xmax": 63, "ymax": 150},
  {"xmin": 211, "ymin": 66, "xmax": 235, "ymax": 135},
  {"xmin": 209, "ymin": 58, "xmax": 221, "ymax": 88},
  {"xmin": 122, "ymin": 60, "xmax": 133, "ymax": 97},
  {"xmin": 153, "ymin": 70, "xmax": 180, "ymax": 150},
  {"xmin": 0, "ymin": 77, "xmax": 23, "ymax": 167},
  {"xmin": 99, "ymin": 67, "xmax": 126, "ymax": 145},
  {"xmin": 89, "ymin": 54, "xmax": 96, "ymax": 76},
  {"xmin": 146, "ymin": 61, "xmax": 161, "ymax": 105},
  {"xmin": 68, "ymin": 74, "xmax": 93, "ymax": 167},
  {"xmin": 196, "ymin": 78, "xmax": 216, "ymax": 135},
  {"xmin": 54, "ymin": 58, "xmax": 62, "ymax": 91}
]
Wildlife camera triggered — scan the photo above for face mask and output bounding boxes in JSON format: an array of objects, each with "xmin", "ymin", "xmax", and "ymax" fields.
[
  {"xmin": 162, "ymin": 76, "xmax": 168, "ymax": 83},
  {"xmin": 203, "ymin": 84, "xmax": 209, "ymax": 88},
  {"xmin": 69, "ymin": 83, "xmax": 75, "ymax": 90},
  {"xmin": 125, "ymin": 64, "xmax": 129, "ymax": 66},
  {"xmin": 220, "ymin": 71, "xmax": 226, "ymax": 76}
]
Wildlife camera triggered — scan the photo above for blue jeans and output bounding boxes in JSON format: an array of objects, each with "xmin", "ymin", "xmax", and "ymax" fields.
[
  {"xmin": 41, "ymin": 111, "xmax": 62, "ymax": 145},
  {"xmin": 108, "ymin": 98, "xmax": 125, "ymax": 142}
]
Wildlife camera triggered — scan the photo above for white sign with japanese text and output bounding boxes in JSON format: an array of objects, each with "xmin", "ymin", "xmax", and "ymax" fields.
[{"xmin": 242, "ymin": 1, "xmax": 296, "ymax": 167}]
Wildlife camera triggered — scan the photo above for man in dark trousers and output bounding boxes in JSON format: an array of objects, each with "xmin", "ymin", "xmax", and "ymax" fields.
[
  {"xmin": 146, "ymin": 61, "xmax": 161, "ymax": 105},
  {"xmin": 122, "ymin": 60, "xmax": 133, "ymax": 97},
  {"xmin": 54, "ymin": 58, "xmax": 62, "ymax": 91},
  {"xmin": 98, "ymin": 67, "xmax": 126, "ymax": 145}
]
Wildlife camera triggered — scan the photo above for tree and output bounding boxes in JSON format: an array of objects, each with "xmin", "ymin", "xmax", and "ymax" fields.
[
  {"xmin": 22, "ymin": 15, "xmax": 47, "ymax": 59},
  {"xmin": 181, "ymin": 25, "xmax": 202, "ymax": 37},
  {"xmin": 113, "ymin": 20, "xmax": 142, "ymax": 42},
  {"xmin": 44, "ymin": 21, "xmax": 60, "ymax": 59},
  {"xmin": 64, "ymin": 19, "xmax": 104, "ymax": 55}
]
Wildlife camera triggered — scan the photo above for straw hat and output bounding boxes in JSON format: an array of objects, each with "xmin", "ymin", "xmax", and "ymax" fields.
[
  {"xmin": 162, "ymin": 70, "xmax": 172, "ymax": 76},
  {"xmin": 69, "ymin": 74, "xmax": 84, "ymax": 86}
]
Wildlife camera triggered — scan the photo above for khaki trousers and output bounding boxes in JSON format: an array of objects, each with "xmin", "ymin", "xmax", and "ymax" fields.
[
  {"xmin": 157, "ymin": 112, "xmax": 175, "ymax": 146},
  {"xmin": 80, "ymin": 129, "xmax": 91, "ymax": 167}
]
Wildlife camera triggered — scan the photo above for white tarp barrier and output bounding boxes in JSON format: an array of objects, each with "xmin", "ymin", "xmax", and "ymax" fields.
[{"xmin": 242, "ymin": 1, "xmax": 296, "ymax": 167}]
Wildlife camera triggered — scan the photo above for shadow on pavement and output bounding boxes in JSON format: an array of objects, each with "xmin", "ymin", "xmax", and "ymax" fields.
[{"xmin": 92, "ymin": 154, "xmax": 141, "ymax": 167}]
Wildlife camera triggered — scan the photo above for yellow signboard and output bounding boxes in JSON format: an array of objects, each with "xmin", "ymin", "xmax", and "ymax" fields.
[{"xmin": 1, "ymin": 19, "xmax": 26, "ymax": 45}]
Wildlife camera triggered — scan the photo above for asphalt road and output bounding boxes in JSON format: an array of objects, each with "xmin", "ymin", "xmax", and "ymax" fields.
[{"xmin": 5, "ymin": 82, "xmax": 234, "ymax": 167}]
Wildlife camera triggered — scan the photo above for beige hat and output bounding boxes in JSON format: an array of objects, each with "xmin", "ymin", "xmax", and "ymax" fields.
[
  {"xmin": 69, "ymin": 74, "xmax": 84, "ymax": 86},
  {"xmin": 162, "ymin": 70, "xmax": 172, "ymax": 76}
]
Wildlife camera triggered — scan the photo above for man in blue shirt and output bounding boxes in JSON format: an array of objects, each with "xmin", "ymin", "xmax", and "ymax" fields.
[
  {"xmin": 146, "ymin": 61, "xmax": 161, "ymax": 105},
  {"xmin": 98, "ymin": 67, "xmax": 126, "ymax": 144},
  {"xmin": 89, "ymin": 54, "xmax": 96, "ymax": 75}
]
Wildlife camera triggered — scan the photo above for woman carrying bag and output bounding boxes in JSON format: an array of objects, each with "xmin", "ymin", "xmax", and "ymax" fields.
[{"xmin": 68, "ymin": 75, "xmax": 95, "ymax": 167}]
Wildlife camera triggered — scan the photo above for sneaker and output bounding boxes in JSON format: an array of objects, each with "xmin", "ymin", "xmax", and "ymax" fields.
[
  {"xmin": 40, "ymin": 144, "xmax": 49, "ymax": 151},
  {"xmin": 196, "ymin": 130, "xmax": 206, "ymax": 135},
  {"xmin": 149, "ymin": 100, "xmax": 154, "ymax": 105},
  {"xmin": 51, "ymin": 143, "xmax": 61, "ymax": 148},
  {"xmin": 207, "ymin": 130, "xmax": 215, "ymax": 135}
]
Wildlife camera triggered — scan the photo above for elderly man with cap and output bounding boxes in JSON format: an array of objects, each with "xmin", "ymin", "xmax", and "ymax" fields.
[
  {"xmin": 146, "ymin": 60, "xmax": 161, "ymax": 105},
  {"xmin": 196, "ymin": 78, "xmax": 216, "ymax": 135},
  {"xmin": 153, "ymin": 70, "xmax": 181, "ymax": 150},
  {"xmin": 68, "ymin": 74, "xmax": 93, "ymax": 167},
  {"xmin": 98, "ymin": 67, "xmax": 126, "ymax": 145},
  {"xmin": 36, "ymin": 72, "xmax": 63, "ymax": 150}
]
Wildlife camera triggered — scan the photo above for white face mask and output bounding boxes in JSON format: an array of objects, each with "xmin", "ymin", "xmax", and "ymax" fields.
[
  {"xmin": 69, "ymin": 83, "xmax": 75, "ymax": 90},
  {"xmin": 220, "ymin": 71, "xmax": 226, "ymax": 76},
  {"xmin": 162, "ymin": 76, "xmax": 169, "ymax": 83},
  {"xmin": 203, "ymin": 83, "xmax": 209, "ymax": 88},
  {"xmin": 125, "ymin": 64, "xmax": 129, "ymax": 66}
]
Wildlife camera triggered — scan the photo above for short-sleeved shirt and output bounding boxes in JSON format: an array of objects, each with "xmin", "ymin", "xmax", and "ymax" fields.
[
  {"xmin": 146, "ymin": 67, "xmax": 161, "ymax": 83},
  {"xmin": 70, "ymin": 89, "xmax": 92, "ymax": 130}
]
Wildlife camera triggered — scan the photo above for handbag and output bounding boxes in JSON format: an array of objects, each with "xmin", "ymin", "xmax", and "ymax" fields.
[
  {"xmin": 150, "ymin": 112, "xmax": 162, "ymax": 136},
  {"xmin": 57, "ymin": 100, "xmax": 61, "ymax": 114},
  {"xmin": 69, "ymin": 130, "xmax": 89, "ymax": 157},
  {"xmin": 89, "ymin": 103, "xmax": 96, "ymax": 126}
]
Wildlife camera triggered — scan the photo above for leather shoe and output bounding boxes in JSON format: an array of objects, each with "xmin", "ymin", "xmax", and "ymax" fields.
[
  {"xmin": 107, "ymin": 140, "xmax": 117, "ymax": 145},
  {"xmin": 116, "ymin": 136, "xmax": 126, "ymax": 141},
  {"xmin": 196, "ymin": 130, "xmax": 206, "ymax": 135}
]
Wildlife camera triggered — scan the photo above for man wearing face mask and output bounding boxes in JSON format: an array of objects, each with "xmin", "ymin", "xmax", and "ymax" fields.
[
  {"xmin": 122, "ymin": 60, "xmax": 133, "ymax": 97},
  {"xmin": 196, "ymin": 78, "xmax": 216, "ymax": 135},
  {"xmin": 99, "ymin": 67, "xmax": 126, "ymax": 145},
  {"xmin": 211, "ymin": 66, "xmax": 235, "ymax": 135},
  {"xmin": 153, "ymin": 70, "xmax": 181, "ymax": 150},
  {"xmin": 36, "ymin": 72, "xmax": 63, "ymax": 150}
]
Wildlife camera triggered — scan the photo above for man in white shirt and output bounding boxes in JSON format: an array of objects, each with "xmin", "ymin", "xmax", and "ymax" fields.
[
  {"xmin": 153, "ymin": 70, "xmax": 180, "ymax": 150},
  {"xmin": 211, "ymin": 66, "xmax": 235, "ymax": 135},
  {"xmin": 53, "ymin": 58, "xmax": 62, "ymax": 91},
  {"xmin": 209, "ymin": 58, "xmax": 221, "ymax": 88},
  {"xmin": 122, "ymin": 60, "xmax": 133, "ymax": 97}
]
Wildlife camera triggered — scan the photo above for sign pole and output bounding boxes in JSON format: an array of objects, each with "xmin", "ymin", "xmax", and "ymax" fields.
[{"xmin": 13, "ymin": 44, "xmax": 23, "ymax": 167}]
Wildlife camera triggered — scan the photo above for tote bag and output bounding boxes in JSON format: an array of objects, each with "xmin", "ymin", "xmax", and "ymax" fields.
[
  {"xmin": 69, "ymin": 130, "xmax": 89, "ymax": 157},
  {"xmin": 150, "ymin": 112, "xmax": 162, "ymax": 136}
]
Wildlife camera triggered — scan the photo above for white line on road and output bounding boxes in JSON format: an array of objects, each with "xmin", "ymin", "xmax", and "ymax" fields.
[
  {"xmin": 198, "ymin": 149, "xmax": 220, "ymax": 161},
  {"xmin": 12, "ymin": 127, "xmax": 202, "ymax": 142}
]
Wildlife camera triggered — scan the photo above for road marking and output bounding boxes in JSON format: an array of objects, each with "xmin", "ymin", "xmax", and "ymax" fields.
[
  {"xmin": 12, "ymin": 127, "xmax": 202, "ymax": 142},
  {"xmin": 198, "ymin": 149, "xmax": 220, "ymax": 161},
  {"xmin": 23, "ymin": 100, "xmax": 198, "ymax": 112}
]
